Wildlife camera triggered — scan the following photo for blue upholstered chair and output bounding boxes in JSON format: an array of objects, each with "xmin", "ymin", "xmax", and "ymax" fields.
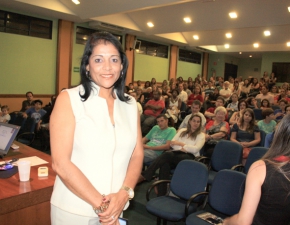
[
  {"xmin": 146, "ymin": 160, "xmax": 208, "ymax": 225},
  {"xmin": 232, "ymin": 146, "xmax": 268, "ymax": 174},
  {"xmin": 253, "ymin": 108, "xmax": 263, "ymax": 121},
  {"xmin": 186, "ymin": 170, "xmax": 246, "ymax": 225}
]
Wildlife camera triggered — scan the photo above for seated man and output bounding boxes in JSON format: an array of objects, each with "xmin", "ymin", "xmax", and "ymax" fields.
[
  {"xmin": 255, "ymin": 85, "xmax": 274, "ymax": 105},
  {"xmin": 141, "ymin": 90, "xmax": 165, "ymax": 136},
  {"xmin": 204, "ymin": 96, "xmax": 228, "ymax": 122},
  {"xmin": 179, "ymin": 100, "xmax": 206, "ymax": 129},
  {"xmin": 219, "ymin": 81, "xmax": 232, "ymax": 102},
  {"xmin": 20, "ymin": 91, "xmax": 34, "ymax": 112},
  {"xmin": 143, "ymin": 114, "xmax": 176, "ymax": 164},
  {"xmin": 23, "ymin": 99, "xmax": 46, "ymax": 131}
]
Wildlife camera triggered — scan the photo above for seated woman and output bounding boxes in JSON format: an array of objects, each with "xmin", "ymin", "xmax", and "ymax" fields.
[
  {"xmin": 204, "ymin": 106, "xmax": 229, "ymax": 158},
  {"xmin": 138, "ymin": 114, "xmax": 205, "ymax": 195},
  {"xmin": 136, "ymin": 87, "xmax": 145, "ymax": 105},
  {"xmin": 246, "ymin": 97, "xmax": 258, "ymax": 109},
  {"xmin": 230, "ymin": 108, "xmax": 261, "ymax": 159},
  {"xmin": 187, "ymin": 85, "xmax": 204, "ymax": 107},
  {"xmin": 205, "ymin": 87, "xmax": 220, "ymax": 109},
  {"xmin": 224, "ymin": 115, "xmax": 290, "ymax": 225},
  {"xmin": 248, "ymin": 78, "xmax": 260, "ymax": 97},
  {"xmin": 270, "ymin": 85, "xmax": 280, "ymax": 103},
  {"xmin": 166, "ymin": 89, "xmax": 181, "ymax": 126},
  {"xmin": 260, "ymin": 99, "xmax": 271, "ymax": 110},
  {"xmin": 229, "ymin": 100, "xmax": 248, "ymax": 126},
  {"xmin": 274, "ymin": 99, "xmax": 287, "ymax": 121}
]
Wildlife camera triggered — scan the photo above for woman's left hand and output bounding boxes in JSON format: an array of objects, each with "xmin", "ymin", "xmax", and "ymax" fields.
[{"xmin": 98, "ymin": 191, "xmax": 128, "ymax": 225}]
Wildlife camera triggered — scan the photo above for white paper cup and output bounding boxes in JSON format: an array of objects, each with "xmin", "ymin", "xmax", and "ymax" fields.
[{"xmin": 18, "ymin": 160, "xmax": 31, "ymax": 182}]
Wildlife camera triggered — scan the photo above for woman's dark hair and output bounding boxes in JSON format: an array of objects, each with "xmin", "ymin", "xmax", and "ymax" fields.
[
  {"xmin": 180, "ymin": 114, "xmax": 202, "ymax": 140},
  {"xmin": 261, "ymin": 99, "xmax": 270, "ymax": 108},
  {"xmin": 79, "ymin": 32, "xmax": 129, "ymax": 102},
  {"xmin": 263, "ymin": 115, "xmax": 290, "ymax": 176},
  {"xmin": 246, "ymin": 97, "xmax": 254, "ymax": 106},
  {"xmin": 239, "ymin": 108, "xmax": 256, "ymax": 133},
  {"xmin": 238, "ymin": 100, "xmax": 248, "ymax": 111},
  {"xmin": 144, "ymin": 81, "xmax": 150, "ymax": 88}
]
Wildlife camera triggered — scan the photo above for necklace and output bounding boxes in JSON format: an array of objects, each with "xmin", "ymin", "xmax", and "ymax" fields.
[{"xmin": 171, "ymin": 97, "xmax": 178, "ymax": 103}]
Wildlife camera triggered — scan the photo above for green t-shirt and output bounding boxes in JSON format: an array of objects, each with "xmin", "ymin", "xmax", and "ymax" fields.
[
  {"xmin": 145, "ymin": 125, "xmax": 176, "ymax": 155},
  {"xmin": 257, "ymin": 120, "xmax": 276, "ymax": 134}
]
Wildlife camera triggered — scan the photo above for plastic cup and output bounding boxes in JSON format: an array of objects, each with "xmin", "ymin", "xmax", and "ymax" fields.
[{"xmin": 18, "ymin": 160, "xmax": 31, "ymax": 182}]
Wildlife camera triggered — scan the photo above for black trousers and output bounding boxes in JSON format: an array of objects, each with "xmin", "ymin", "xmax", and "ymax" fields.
[{"xmin": 142, "ymin": 151, "xmax": 195, "ymax": 196}]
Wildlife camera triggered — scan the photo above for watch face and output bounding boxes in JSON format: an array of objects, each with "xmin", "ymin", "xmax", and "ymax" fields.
[{"xmin": 128, "ymin": 188, "xmax": 134, "ymax": 198}]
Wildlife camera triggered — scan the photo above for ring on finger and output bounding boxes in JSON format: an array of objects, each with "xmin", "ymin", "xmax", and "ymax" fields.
[{"xmin": 111, "ymin": 215, "xmax": 115, "ymax": 220}]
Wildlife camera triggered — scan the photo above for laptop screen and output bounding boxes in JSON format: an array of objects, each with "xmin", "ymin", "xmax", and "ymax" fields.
[{"xmin": 0, "ymin": 122, "xmax": 20, "ymax": 156}]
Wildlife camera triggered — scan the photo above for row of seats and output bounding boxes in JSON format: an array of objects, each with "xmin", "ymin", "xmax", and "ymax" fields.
[{"xmin": 145, "ymin": 140, "xmax": 268, "ymax": 225}]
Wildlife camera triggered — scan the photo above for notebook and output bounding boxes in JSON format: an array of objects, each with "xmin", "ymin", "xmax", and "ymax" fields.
[{"xmin": 0, "ymin": 122, "xmax": 20, "ymax": 157}]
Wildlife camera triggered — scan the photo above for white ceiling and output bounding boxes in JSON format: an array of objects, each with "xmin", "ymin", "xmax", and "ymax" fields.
[{"xmin": 1, "ymin": 0, "xmax": 290, "ymax": 58}]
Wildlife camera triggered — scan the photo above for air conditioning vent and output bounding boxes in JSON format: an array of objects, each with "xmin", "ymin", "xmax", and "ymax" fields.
[{"xmin": 89, "ymin": 21, "xmax": 126, "ymax": 33}]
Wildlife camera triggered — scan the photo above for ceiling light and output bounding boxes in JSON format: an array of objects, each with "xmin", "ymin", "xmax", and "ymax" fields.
[
  {"xmin": 253, "ymin": 43, "xmax": 259, "ymax": 48},
  {"xmin": 239, "ymin": 52, "xmax": 242, "ymax": 54},
  {"xmin": 264, "ymin": 30, "xmax": 271, "ymax": 36},
  {"xmin": 249, "ymin": 55, "xmax": 252, "ymax": 57},
  {"xmin": 72, "ymin": 0, "xmax": 80, "ymax": 4},
  {"xmin": 147, "ymin": 22, "xmax": 154, "ymax": 27},
  {"xmin": 287, "ymin": 42, "xmax": 290, "ymax": 47},
  {"xmin": 288, "ymin": 6, "xmax": 290, "ymax": 12},
  {"xmin": 184, "ymin": 17, "xmax": 191, "ymax": 23},
  {"xmin": 225, "ymin": 33, "xmax": 232, "ymax": 38},
  {"xmin": 229, "ymin": 12, "xmax": 237, "ymax": 18},
  {"xmin": 193, "ymin": 35, "xmax": 199, "ymax": 40},
  {"xmin": 224, "ymin": 44, "xmax": 230, "ymax": 48}
]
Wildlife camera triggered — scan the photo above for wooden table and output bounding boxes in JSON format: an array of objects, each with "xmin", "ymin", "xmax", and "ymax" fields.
[{"xmin": 0, "ymin": 142, "xmax": 56, "ymax": 225}]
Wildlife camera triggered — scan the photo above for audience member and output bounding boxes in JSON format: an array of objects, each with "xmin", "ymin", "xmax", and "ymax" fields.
[
  {"xmin": 219, "ymin": 81, "xmax": 232, "ymax": 102},
  {"xmin": 274, "ymin": 99, "xmax": 287, "ymax": 121},
  {"xmin": 246, "ymin": 97, "xmax": 258, "ymax": 109},
  {"xmin": 226, "ymin": 93, "xmax": 239, "ymax": 111},
  {"xmin": 277, "ymin": 88, "xmax": 290, "ymax": 103},
  {"xmin": 270, "ymin": 85, "xmax": 279, "ymax": 103},
  {"xmin": 165, "ymin": 89, "xmax": 181, "ymax": 126},
  {"xmin": 141, "ymin": 90, "xmax": 165, "ymax": 136},
  {"xmin": 205, "ymin": 87, "xmax": 220, "ymax": 109},
  {"xmin": 241, "ymin": 79, "xmax": 251, "ymax": 96},
  {"xmin": 177, "ymin": 83, "xmax": 188, "ymax": 104},
  {"xmin": 204, "ymin": 80, "xmax": 215, "ymax": 97},
  {"xmin": 229, "ymin": 100, "xmax": 248, "ymax": 126},
  {"xmin": 203, "ymin": 106, "xmax": 229, "ymax": 158},
  {"xmin": 286, "ymin": 104, "xmax": 290, "ymax": 115},
  {"xmin": 20, "ymin": 91, "xmax": 34, "ymax": 112},
  {"xmin": 179, "ymin": 100, "xmax": 206, "ymax": 129},
  {"xmin": 232, "ymin": 80, "xmax": 241, "ymax": 97},
  {"xmin": 257, "ymin": 108, "xmax": 276, "ymax": 134},
  {"xmin": 139, "ymin": 114, "xmax": 205, "ymax": 195},
  {"xmin": 249, "ymin": 78, "xmax": 260, "ymax": 97},
  {"xmin": 224, "ymin": 115, "xmax": 290, "ymax": 225},
  {"xmin": 187, "ymin": 85, "xmax": 203, "ymax": 107},
  {"xmin": 142, "ymin": 114, "xmax": 176, "ymax": 164},
  {"xmin": 23, "ymin": 99, "xmax": 47, "ymax": 131},
  {"xmin": 230, "ymin": 108, "xmax": 261, "ymax": 159},
  {"xmin": 0, "ymin": 105, "xmax": 10, "ymax": 123},
  {"xmin": 204, "ymin": 96, "xmax": 226, "ymax": 123},
  {"xmin": 135, "ymin": 87, "xmax": 145, "ymax": 105},
  {"xmin": 255, "ymin": 86, "xmax": 274, "ymax": 105},
  {"xmin": 260, "ymin": 99, "xmax": 271, "ymax": 110}
]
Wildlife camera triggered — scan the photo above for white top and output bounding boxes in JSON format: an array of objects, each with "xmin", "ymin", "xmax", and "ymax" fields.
[
  {"xmin": 50, "ymin": 83, "xmax": 138, "ymax": 217},
  {"xmin": 172, "ymin": 128, "xmax": 205, "ymax": 157},
  {"xmin": 178, "ymin": 90, "xmax": 188, "ymax": 103}
]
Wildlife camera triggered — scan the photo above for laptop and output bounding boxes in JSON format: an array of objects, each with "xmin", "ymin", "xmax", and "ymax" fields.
[{"xmin": 0, "ymin": 122, "xmax": 20, "ymax": 157}]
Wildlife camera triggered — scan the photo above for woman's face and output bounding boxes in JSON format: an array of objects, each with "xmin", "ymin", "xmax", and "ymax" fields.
[
  {"xmin": 279, "ymin": 102, "xmax": 286, "ymax": 110},
  {"xmin": 215, "ymin": 111, "xmax": 226, "ymax": 122},
  {"xmin": 271, "ymin": 86, "xmax": 278, "ymax": 93},
  {"xmin": 262, "ymin": 100, "xmax": 268, "ymax": 107},
  {"xmin": 151, "ymin": 78, "xmax": 156, "ymax": 83},
  {"xmin": 171, "ymin": 83, "xmax": 176, "ymax": 89},
  {"xmin": 251, "ymin": 98, "xmax": 256, "ymax": 105},
  {"xmin": 253, "ymin": 78, "xmax": 258, "ymax": 84},
  {"xmin": 244, "ymin": 79, "xmax": 249, "ymax": 85},
  {"xmin": 86, "ymin": 42, "xmax": 122, "ymax": 91},
  {"xmin": 231, "ymin": 95, "xmax": 238, "ymax": 102},
  {"xmin": 136, "ymin": 88, "xmax": 142, "ymax": 95},
  {"xmin": 286, "ymin": 107, "xmax": 290, "ymax": 115},
  {"xmin": 243, "ymin": 111, "xmax": 252, "ymax": 123},
  {"xmin": 239, "ymin": 102, "xmax": 247, "ymax": 110},
  {"xmin": 195, "ymin": 86, "xmax": 201, "ymax": 94},
  {"xmin": 190, "ymin": 116, "xmax": 201, "ymax": 131},
  {"xmin": 172, "ymin": 90, "xmax": 178, "ymax": 98}
]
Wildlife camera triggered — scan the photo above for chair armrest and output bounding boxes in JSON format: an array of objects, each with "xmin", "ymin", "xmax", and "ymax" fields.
[
  {"xmin": 146, "ymin": 179, "xmax": 171, "ymax": 201},
  {"xmin": 16, "ymin": 132, "xmax": 35, "ymax": 146},
  {"xmin": 231, "ymin": 164, "xmax": 244, "ymax": 172},
  {"xmin": 195, "ymin": 156, "xmax": 211, "ymax": 168},
  {"xmin": 185, "ymin": 191, "xmax": 209, "ymax": 216}
]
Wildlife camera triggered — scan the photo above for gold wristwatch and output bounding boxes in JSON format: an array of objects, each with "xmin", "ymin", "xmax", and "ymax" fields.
[{"xmin": 121, "ymin": 185, "xmax": 134, "ymax": 200}]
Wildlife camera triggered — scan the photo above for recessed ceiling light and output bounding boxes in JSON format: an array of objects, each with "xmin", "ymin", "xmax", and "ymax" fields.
[
  {"xmin": 225, "ymin": 33, "xmax": 232, "ymax": 38},
  {"xmin": 184, "ymin": 17, "xmax": 191, "ymax": 23},
  {"xmin": 72, "ymin": 0, "xmax": 80, "ymax": 4},
  {"xmin": 253, "ymin": 43, "xmax": 259, "ymax": 48},
  {"xmin": 147, "ymin": 22, "xmax": 154, "ymax": 27},
  {"xmin": 288, "ymin": 6, "xmax": 290, "ymax": 12},
  {"xmin": 249, "ymin": 55, "xmax": 252, "ymax": 57},
  {"xmin": 264, "ymin": 30, "xmax": 271, "ymax": 36},
  {"xmin": 224, "ymin": 44, "xmax": 230, "ymax": 48},
  {"xmin": 229, "ymin": 12, "xmax": 237, "ymax": 18},
  {"xmin": 193, "ymin": 35, "xmax": 199, "ymax": 40},
  {"xmin": 239, "ymin": 52, "xmax": 242, "ymax": 54},
  {"xmin": 287, "ymin": 42, "xmax": 290, "ymax": 47}
]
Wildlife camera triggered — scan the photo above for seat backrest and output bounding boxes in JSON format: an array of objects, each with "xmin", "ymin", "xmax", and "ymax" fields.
[
  {"xmin": 244, "ymin": 147, "xmax": 268, "ymax": 174},
  {"xmin": 211, "ymin": 140, "xmax": 243, "ymax": 172},
  {"xmin": 170, "ymin": 160, "xmax": 208, "ymax": 200},
  {"xmin": 209, "ymin": 169, "xmax": 246, "ymax": 216},
  {"xmin": 253, "ymin": 108, "xmax": 263, "ymax": 121},
  {"xmin": 21, "ymin": 116, "xmax": 36, "ymax": 133}
]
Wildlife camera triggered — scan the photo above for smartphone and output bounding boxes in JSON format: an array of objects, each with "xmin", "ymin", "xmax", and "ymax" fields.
[{"xmin": 118, "ymin": 217, "xmax": 128, "ymax": 225}]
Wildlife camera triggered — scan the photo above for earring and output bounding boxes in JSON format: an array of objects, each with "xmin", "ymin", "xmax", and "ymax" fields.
[
  {"xmin": 121, "ymin": 71, "xmax": 123, "ymax": 77},
  {"xmin": 86, "ymin": 71, "xmax": 91, "ymax": 80}
]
